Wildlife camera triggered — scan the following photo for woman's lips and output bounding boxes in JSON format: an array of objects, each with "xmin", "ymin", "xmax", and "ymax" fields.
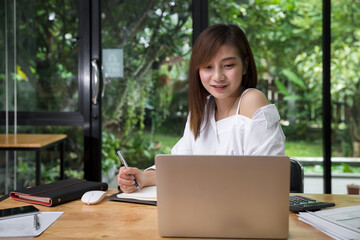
[{"xmin": 212, "ymin": 85, "xmax": 228, "ymax": 91}]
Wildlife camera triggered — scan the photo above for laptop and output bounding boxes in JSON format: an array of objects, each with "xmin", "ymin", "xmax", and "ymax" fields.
[{"xmin": 155, "ymin": 155, "xmax": 290, "ymax": 239}]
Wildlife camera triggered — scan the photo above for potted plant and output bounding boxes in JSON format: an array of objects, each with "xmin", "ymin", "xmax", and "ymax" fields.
[{"xmin": 346, "ymin": 183, "xmax": 360, "ymax": 195}]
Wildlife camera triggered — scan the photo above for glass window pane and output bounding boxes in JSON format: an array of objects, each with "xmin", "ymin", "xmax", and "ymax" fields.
[
  {"xmin": 0, "ymin": 0, "xmax": 79, "ymax": 113},
  {"xmin": 331, "ymin": 0, "xmax": 360, "ymax": 194},
  {"xmin": 0, "ymin": 1, "xmax": 83, "ymax": 194},
  {"xmin": 101, "ymin": 0, "xmax": 192, "ymax": 173},
  {"xmin": 209, "ymin": 0, "xmax": 323, "ymax": 193}
]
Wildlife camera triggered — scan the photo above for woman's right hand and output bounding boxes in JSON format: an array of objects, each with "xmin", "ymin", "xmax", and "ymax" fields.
[{"xmin": 117, "ymin": 166, "xmax": 144, "ymax": 193}]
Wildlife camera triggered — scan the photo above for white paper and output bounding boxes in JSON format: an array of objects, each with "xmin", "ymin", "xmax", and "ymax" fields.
[
  {"xmin": 117, "ymin": 186, "xmax": 157, "ymax": 201},
  {"xmin": 0, "ymin": 212, "xmax": 63, "ymax": 238},
  {"xmin": 298, "ymin": 205, "xmax": 360, "ymax": 240},
  {"xmin": 313, "ymin": 205, "xmax": 360, "ymax": 233}
]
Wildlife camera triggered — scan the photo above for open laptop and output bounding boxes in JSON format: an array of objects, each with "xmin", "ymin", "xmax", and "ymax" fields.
[{"xmin": 155, "ymin": 155, "xmax": 290, "ymax": 239}]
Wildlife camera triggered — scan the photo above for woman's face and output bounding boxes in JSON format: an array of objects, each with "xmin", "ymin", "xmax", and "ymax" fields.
[{"xmin": 199, "ymin": 44, "xmax": 246, "ymax": 101}]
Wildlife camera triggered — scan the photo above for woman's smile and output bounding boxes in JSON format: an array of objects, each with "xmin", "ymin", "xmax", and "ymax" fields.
[{"xmin": 211, "ymin": 84, "xmax": 228, "ymax": 91}]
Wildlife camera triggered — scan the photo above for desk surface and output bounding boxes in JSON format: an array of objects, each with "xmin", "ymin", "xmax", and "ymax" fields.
[
  {"xmin": 0, "ymin": 134, "xmax": 67, "ymax": 148},
  {"xmin": 1, "ymin": 190, "xmax": 360, "ymax": 239}
]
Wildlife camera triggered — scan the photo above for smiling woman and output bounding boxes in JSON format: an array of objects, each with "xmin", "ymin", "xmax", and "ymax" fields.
[
  {"xmin": 117, "ymin": 24, "xmax": 286, "ymax": 194},
  {"xmin": 187, "ymin": 24, "xmax": 273, "ymax": 139}
]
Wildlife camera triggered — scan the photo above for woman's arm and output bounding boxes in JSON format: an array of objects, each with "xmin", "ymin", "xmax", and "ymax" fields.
[{"xmin": 117, "ymin": 167, "xmax": 156, "ymax": 193}]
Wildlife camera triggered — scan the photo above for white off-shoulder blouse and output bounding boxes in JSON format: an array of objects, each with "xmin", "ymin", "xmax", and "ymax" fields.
[{"xmin": 147, "ymin": 89, "xmax": 285, "ymax": 170}]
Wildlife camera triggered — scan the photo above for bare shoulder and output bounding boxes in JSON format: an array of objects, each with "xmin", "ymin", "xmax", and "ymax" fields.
[{"xmin": 239, "ymin": 89, "xmax": 269, "ymax": 118}]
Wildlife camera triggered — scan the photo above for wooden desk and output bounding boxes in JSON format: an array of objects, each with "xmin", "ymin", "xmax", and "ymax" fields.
[
  {"xmin": 1, "ymin": 191, "xmax": 359, "ymax": 239},
  {"xmin": 0, "ymin": 134, "xmax": 67, "ymax": 185}
]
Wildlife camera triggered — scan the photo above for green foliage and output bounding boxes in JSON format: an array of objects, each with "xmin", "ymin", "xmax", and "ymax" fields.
[
  {"xmin": 17, "ymin": 159, "xmax": 59, "ymax": 186},
  {"xmin": 101, "ymin": 130, "xmax": 169, "ymax": 176},
  {"xmin": 285, "ymin": 140, "xmax": 323, "ymax": 157},
  {"xmin": 0, "ymin": 0, "xmax": 79, "ymax": 111},
  {"xmin": 304, "ymin": 164, "xmax": 360, "ymax": 174},
  {"xmin": 280, "ymin": 69, "xmax": 306, "ymax": 91},
  {"xmin": 282, "ymin": 122, "xmax": 320, "ymax": 141},
  {"xmin": 101, "ymin": 0, "xmax": 192, "ymax": 138},
  {"xmin": 118, "ymin": 132, "xmax": 164, "ymax": 169},
  {"xmin": 333, "ymin": 125, "xmax": 353, "ymax": 157},
  {"xmin": 147, "ymin": 72, "xmax": 174, "ymax": 135},
  {"xmin": 275, "ymin": 67, "xmax": 321, "ymax": 123},
  {"xmin": 17, "ymin": 160, "xmax": 35, "ymax": 187},
  {"xmin": 102, "ymin": 131, "xmax": 121, "ymax": 177},
  {"xmin": 144, "ymin": 132, "xmax": 177, "ymax": 153},
  {"xmin": 100, "ymin": 0, "xmax": 192, "ymax": 172}
]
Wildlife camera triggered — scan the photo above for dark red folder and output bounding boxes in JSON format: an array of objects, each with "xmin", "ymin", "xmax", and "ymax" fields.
[{"xmin": 10, "ymin": 178, "xmax": 108, "ymax": 207}]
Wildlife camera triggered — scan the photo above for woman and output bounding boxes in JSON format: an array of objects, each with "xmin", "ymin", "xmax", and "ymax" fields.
[{"xmin": 117, "ymin": 24, "xmax": 285, "ymax": 193}]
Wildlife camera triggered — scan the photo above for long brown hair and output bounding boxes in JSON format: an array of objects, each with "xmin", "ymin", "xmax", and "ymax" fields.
[{"xmin": 188, "ymin": 24, "xmax": 258, "ymax": 139}]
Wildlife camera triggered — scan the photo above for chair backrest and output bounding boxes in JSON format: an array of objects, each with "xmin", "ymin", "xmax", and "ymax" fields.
[{"xmin": 290, "ymin": 158, "xmax": 304, "ymax": 193}]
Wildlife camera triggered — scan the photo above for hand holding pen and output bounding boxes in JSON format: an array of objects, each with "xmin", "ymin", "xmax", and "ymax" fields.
[{"xmin": 116, "ymin": 149, "xmax": 141, "ymax": 192}]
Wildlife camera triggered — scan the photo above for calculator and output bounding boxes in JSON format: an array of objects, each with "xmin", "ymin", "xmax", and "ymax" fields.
[{"xmin": 289, "ymin": 195, "xmax": 336, "ymax": 212}]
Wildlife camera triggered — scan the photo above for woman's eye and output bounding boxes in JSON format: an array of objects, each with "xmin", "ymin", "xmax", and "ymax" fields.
[{"xmin": 224, "ymin": 64, "xmax": 235, "ymax": 68}]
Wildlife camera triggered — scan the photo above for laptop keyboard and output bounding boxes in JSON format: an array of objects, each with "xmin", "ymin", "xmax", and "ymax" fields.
[{"xmin": 289, "ymin": 195, "xmax": 335, "ymax": 212}]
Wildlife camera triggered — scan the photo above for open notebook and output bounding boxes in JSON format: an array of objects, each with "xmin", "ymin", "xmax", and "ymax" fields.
[{"xmin": 108, "ymin": 186, "xmax": 157, "ymax": 205}]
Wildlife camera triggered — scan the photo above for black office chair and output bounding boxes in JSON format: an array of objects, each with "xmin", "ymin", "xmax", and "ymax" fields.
[{"xmin": 290, "ymin": 158, "xmax": 304, "ymax": 193}]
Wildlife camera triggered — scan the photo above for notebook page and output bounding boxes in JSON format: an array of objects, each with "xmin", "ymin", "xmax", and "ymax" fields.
[{"xmin": 117, "ymin": 186, "xmax": 157, "ymax": 201}]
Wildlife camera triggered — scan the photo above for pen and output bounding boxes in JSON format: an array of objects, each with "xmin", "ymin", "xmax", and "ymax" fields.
[
  {"xmin": 34, "ymin": 214, "xmax": 40, "ymax": 230},
  {"xmin": 116, "ymin": 149, "xmax": 141, "ymax": 191}
]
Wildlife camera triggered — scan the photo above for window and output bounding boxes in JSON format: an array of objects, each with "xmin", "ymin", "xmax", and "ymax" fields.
[{"xmin": 100, "ymin": 0, "xmax": 192, "ymax": 172}]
